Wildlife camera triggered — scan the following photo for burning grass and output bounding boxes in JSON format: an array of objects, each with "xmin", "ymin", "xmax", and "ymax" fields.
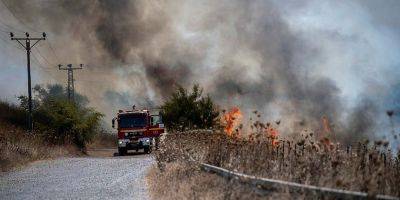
[
  {"xmin": 222, "ymin": 107, "xmax": 242, "ymax": 137},
  {"xmin": 152, "ymin": 127, "xmax": 400, "ymax": 198}
]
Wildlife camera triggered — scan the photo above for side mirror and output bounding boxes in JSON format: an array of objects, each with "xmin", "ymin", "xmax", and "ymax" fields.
[{"xmin": 112, "ymin": 118, "xmax": 115, "ymax": 129}]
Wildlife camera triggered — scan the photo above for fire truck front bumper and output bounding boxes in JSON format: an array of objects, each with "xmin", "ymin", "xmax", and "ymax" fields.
[{"xmin": 118, "ymin": 138, "xmax": 151, "ymax": 149}]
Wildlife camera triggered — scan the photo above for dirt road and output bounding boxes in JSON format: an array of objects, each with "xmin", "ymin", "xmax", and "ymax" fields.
[{"xmin": 0, "ymin": 149, "xmax": 154, "ymax": 200}]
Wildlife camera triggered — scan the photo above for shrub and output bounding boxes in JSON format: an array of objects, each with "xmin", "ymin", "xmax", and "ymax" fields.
[
  {"xmin": 34, "ymin": 98, "xmax": 103, "ymax": 149},
  {"xmin": 4, "ymin": 84, "xmax": 103, "ymax": 150},
  {"xmin": 161, "ymin": 84, "xmax": 219, "ymax": 131},
  {"xmin": 0, "ymin": 101, "xmax": 27, "ymax": 127}
]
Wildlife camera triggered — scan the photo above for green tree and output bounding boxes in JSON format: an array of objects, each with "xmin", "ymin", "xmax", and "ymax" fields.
[
  {"xmin": 18, "ymin": 84, "xmax": 103, "ymax": 150},
  {"xmin": 161, "ymin": 84, "xmax": 219, "ymax": 131},
  {"xmin": 18, "ymin": 84, "xmax": 89, "ymax": 109}
]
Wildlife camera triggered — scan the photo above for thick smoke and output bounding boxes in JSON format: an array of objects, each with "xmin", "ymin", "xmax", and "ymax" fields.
[{"xmin": 1, "ymin": 0, "xmax": 399, "ymax": 145}]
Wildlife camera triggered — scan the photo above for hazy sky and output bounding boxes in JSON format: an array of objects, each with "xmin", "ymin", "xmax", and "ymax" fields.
[
  {"xmin": 0, "ymin": 0, "xmax": 399, "ymax": 145},
  {"xmin": 1, "ymin": 0, "xmax": 398, "ymax": 103}
]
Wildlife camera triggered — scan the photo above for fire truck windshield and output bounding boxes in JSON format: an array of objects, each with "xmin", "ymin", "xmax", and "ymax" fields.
[{"xmin": 118, "ymin": 114, "xmax": 147, "ymax": 128}]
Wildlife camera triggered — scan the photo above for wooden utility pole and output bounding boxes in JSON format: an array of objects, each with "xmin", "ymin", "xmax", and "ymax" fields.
[{"xmin": 10, "ymin": 32, "xmax": 46, "ymax": 131}]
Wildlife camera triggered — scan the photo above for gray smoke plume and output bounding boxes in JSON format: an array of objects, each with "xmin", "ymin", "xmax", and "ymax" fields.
[{"xmin": 1, "ymin": 0, "xmax": 399, "ymax": 146}]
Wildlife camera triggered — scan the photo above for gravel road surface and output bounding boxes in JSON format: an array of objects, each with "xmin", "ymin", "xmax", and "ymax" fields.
[{"xmin": 0, "ymin": 150, "xmax": 154, "ymax": 200}]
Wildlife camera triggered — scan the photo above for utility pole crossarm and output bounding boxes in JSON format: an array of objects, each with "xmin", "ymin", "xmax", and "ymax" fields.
[
  {"xmin": 11, "ymin": 37, "xmax": 45, "ymax": 40},
  {"xmin": 58, "ymin": 64, "xmax": 83, "ymax": 70}
]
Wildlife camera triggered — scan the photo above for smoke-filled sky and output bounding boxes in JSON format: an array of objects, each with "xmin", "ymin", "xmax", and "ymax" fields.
[{"xmin": 0, "ymin": 0, "xmax": 399, "ymax": 145}]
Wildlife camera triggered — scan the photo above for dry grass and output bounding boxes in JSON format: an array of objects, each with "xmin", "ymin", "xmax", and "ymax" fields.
[
  {"xmin": 0, "ymin": 122, "xmax": 79, "ymax": 171},
  {"xmin": 146, "ymin": 161, "xmax": 293, "ymax": 200},
  {"xmin": 87, "ymin": 132, "xmax": 117, "ymax": 149},
  {"xmin": 147, "ymin": 162, "xmax": 224, "ymax": 200},
  {"xmin": 150, "ymin": 129, "xmax": 400, "ymax": 199}
]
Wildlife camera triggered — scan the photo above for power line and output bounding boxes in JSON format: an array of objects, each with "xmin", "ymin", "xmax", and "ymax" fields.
[
  {"xmin": 1, "ymin": 34, "xmax": 54, "ymax": 80},
  {"xmin": 0, "ymin": 16, "xmax": 25, "ymax": 33},
  {"xmin": 3, "ymin": 33, "xmax": 55, "ymax": 70},
  {"xmin": 75, "ymin": 79, "xmax": 106, "ymax": 83},
  {"xmin": 0, "ymin": 0, "xmax": 40, "ymax": 33},
  {"xmin": 0, "ymin": 0, "xmax": 38, "ymax": 34},
  {"xmin": 0, "ymin": 33, "xmax": 24, "ymax": 51},
  {"xmin": 31, "ymin": 53, "xmax": 53, "ymax": 70},
  {"xmin": 31, "ymin": 58, "xmax": 55, "ymax": 79},
  {"xmin": 34, "ymin": 45, "xmax": 54, "ymax": 66},
  {"xmin": 0, "ymin": 26, "xmax": 9, "ymax": 33},
  {"xmin": 1, "ymin": 33, "xmax": 53, "ymax": 71},
  {"xmin": 46, "ymin": 40, "xmax": 61, "ymax": 64},
  {"xmin": 0, "ymin": 33, "xmax": 11, "ymax": 43}
]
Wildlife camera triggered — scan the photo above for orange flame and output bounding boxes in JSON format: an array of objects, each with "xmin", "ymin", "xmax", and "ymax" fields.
[
  {"xmin": 321, "ymin": 137, "xmax": 332, "ymax": 146},
  {"xmin": 266, "ymin": 125, "xmax": 279, "ymax": 146},
  {"xmin": 223, "ymin": 107, "xmax": 242, "ymax": 137},
  {"xmin": 321, "ymin": 116, "xmax": 334, "ymax": 148},
  {"xmin": 322, "ymin": 116, "xmax": 331, "ymax": 133}
]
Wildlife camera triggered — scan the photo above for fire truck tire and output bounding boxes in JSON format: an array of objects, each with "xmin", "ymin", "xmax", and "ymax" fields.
[
  {"xmin": 155, "ymin": 137, "xmax": 160, "ymax": 150},
  {"xmin": 118, "ymin": 147, "xmax": 127, "ymax": 156},
  {"xmin": 144, "ymin": 146, "xmax": 151, "ymax": 154}
]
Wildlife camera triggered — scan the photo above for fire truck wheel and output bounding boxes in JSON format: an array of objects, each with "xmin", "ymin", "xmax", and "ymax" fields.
[
  {"xmin": 118, "ymin": 147, "xmax": 127, "ymax": 156},
  {"xmin": 155, "ymin": 137, "xmax": 160, "ymax": 150},
  {"xmin": 144, "ymin": 146, "xmax": 151, "ymax": 154}
]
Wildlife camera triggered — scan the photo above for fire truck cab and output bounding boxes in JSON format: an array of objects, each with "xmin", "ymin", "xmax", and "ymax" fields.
[{"xmin": 112, "ymin": 106, "xmax": 164, "ymax": 156}]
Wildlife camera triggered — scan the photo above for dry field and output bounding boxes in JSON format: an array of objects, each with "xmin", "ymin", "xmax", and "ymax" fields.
[
  {"xmin": 148, "ymin": 129, "xmax": 400, "ymax": 199},
  {"xmin": 147, "ymin": 160, "xmax": 294, "ymax": 200},
  {"xmin": 0, "ymin": 122, "xmax": 80, "ymax": 171},
  {"xmin": 87, "ymin": 132, "xmax": 117, "ymax": 149}
]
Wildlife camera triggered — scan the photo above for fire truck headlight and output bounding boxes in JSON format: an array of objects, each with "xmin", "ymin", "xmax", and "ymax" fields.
[
  {"xmin": 139, "ymin": 137, "xmax": 151, "ymax": 145},
  {"xmin": 118, "ymin": 139, "xmax": 128, "ymax": 147}
]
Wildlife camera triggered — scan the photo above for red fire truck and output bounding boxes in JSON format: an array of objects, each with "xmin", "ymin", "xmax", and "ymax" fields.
[{"xmin": 112, "ymin": 106, "xmax": 164, "ymax": 156}]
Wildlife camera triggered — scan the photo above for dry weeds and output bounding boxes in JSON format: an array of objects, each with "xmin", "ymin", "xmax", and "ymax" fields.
[
  {"xmin": 0, "ymin": 122, "xmax": 78, "ymax": 171},
  {"xmin": 147, "ymin": 161, "xmax": 293, "ymax": 200},
  {"xmin": 151, "ymin": 129, "xmax": 400, "ymax": 199},
  {"xmin": 87, "ymin": 132, "xmax": 117, "ymax": 149}
]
